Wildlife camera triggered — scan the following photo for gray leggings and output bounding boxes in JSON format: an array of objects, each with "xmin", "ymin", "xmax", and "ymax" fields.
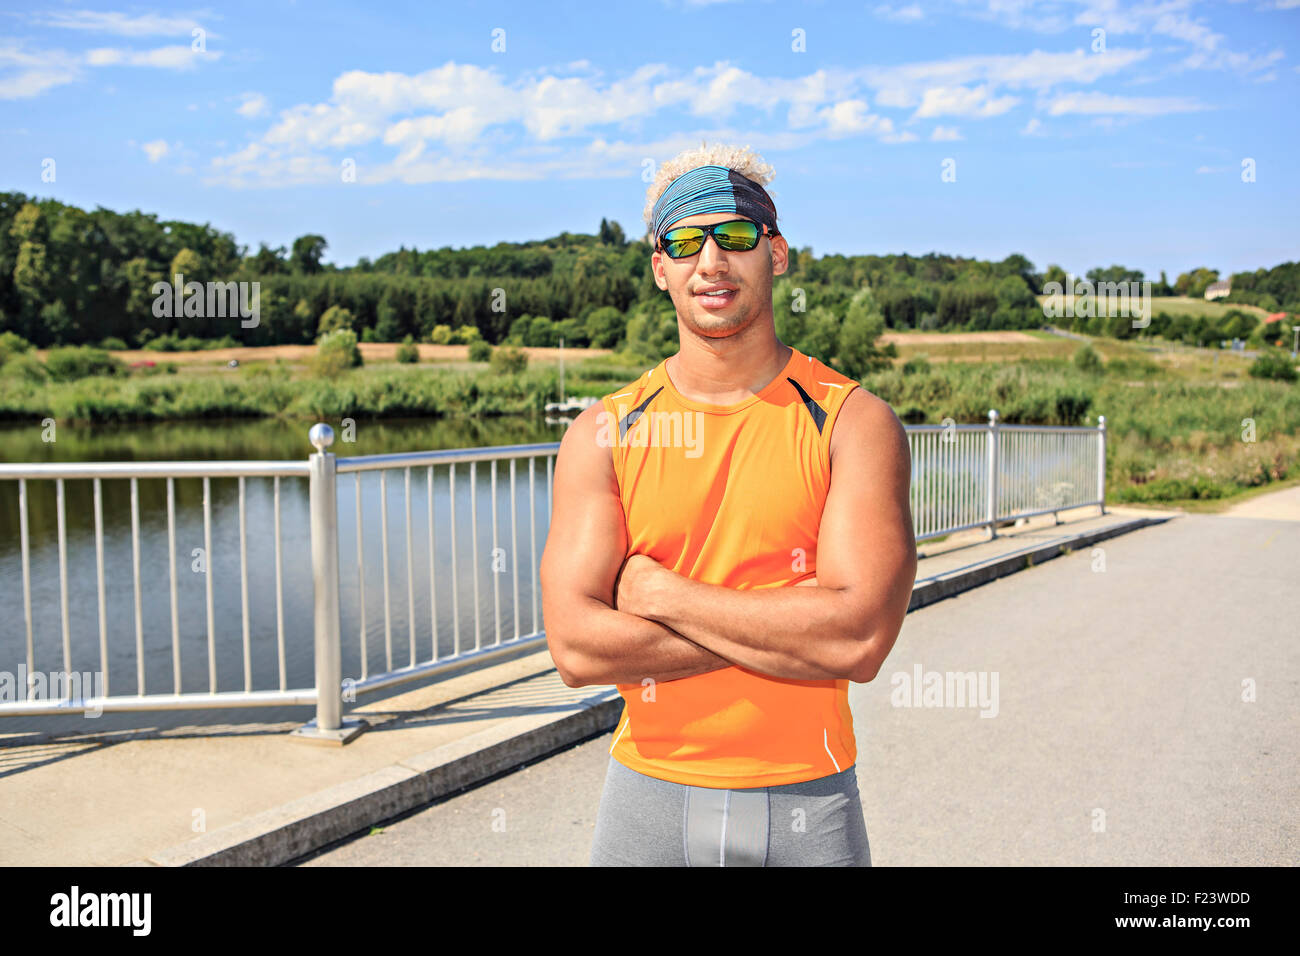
[{"xmin": 589, "ymin": 756, "xmax": 872, "ymax": 867}]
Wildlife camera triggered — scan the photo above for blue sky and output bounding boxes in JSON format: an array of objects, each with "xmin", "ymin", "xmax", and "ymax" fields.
[{"xmin": 2, "ymin": 0, "xmax": 1297, "ymax": 282}]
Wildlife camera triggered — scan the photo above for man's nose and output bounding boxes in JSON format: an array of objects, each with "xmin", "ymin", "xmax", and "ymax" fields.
[{"xmin": 697, "ymin": 233, "xmax": 729, "ymax": 272}]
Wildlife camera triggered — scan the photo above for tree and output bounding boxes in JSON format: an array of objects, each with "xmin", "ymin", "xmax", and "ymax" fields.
[
  {"xmin": 291, "ymin": 234, "xmax": 328, "ymax": 275},
  {"xmin": 584, "ymin": 306, "xmax": 625, "ymax": 348},
  {"xmin": 318, "ymin": 304, "xmax": 355, "ymax": 335}
]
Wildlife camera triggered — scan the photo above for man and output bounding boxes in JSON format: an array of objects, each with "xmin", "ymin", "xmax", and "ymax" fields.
[{"xmin": 540, "ymin": 143, "xmax": 916, "ymax": 866}]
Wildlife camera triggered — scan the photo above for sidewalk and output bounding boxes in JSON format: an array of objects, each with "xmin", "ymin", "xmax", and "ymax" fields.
[{"xmin": 0, "ymin": 504, "xmax": 1173, "ymax": 867}]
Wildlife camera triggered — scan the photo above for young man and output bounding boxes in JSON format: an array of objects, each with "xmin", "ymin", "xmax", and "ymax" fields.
[{"xmin": 540, "ymin": 143, "xmax": 917, "ymax": 866}]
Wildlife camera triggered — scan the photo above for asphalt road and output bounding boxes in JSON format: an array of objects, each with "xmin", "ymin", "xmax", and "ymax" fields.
[{"xmin": 295, "ymin": 512, "xmax": 1299, "ymax": 866}]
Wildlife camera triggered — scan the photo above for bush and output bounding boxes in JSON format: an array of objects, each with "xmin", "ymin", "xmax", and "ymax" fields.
[
  {"xmin": 429, "ymin": 324, "xmax": 453, "ymax": 345},
  {"xmin": 2, "ymin": 352, "xmax": 48, "ymax": 383},
  {"xmin": 318, "ymin": 305, "xmax": 356, "ymax": 336},
  {"xmin": 311, "ymin": 329, "xmax": 362, "ymax": 376},
  {"xmin": 98, "ymin": 336, "xmax": 129, "ymax": 351},
  {"xmin": 901, "ymin": 354, "xmax": 931, "ymax": 375},
  {"xmin": 0, "ymin": 331, "xmax": 34, "ymax": 365},
  {"xmin": 1248, "ymin": 349, "xmax": 1297, "ymax": 382},
  {"xmin": 453, "ymin": 325, "xmax": 482, "ymax": 344},
  {"xmin": 1073, "ymin": 344, "xmax": 1103, "ymax": 374},
  {"xmin": 44, "ymin": 346, "xmax": 124, "ymax": 382},
  {"xmin": 490, "ymin": 344, "xmax": 528, "ymax": 375},
  {"xmin": 396, "ymin": 336, "xmax": 419, "ymax": 364},
  {"xmin": 468, "ymin": 339, "xmax": 492, "ymax": 362}
]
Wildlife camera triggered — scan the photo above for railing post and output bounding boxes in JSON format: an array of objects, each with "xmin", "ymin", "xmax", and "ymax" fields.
[
  {"xmin": 985, "ymin": 408, "xmax": 1000, "ymax": 540},
  {"xmin": 293, "ymin": 423, "xmax": 367, "ymax": 745},
  {"xmin": 1096, "ymin": 414, "xmax": 1107, "ymax": 516}
]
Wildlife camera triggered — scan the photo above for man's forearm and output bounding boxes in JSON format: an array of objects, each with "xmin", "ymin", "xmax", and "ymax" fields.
[
  {"xmin": 560, "ymin": 599, "xmax": 733, "ymax": 687},
  {"xmin": 640, "ymin": 573, "xmax": 863, "ymax": 681}
]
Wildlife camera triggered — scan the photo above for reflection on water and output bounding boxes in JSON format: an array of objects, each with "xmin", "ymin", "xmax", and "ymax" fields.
[{"xmin": 0, "ymin": 416, "xmax": 566, "ymax": 738}]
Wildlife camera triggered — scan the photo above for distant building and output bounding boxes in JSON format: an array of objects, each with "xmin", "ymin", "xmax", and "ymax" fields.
[{"xmin": 1204, "ymin": 279, "xmax": 1231, "ymax": 300}]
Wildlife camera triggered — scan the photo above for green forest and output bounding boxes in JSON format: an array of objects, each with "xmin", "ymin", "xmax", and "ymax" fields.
[{"xmin": 2, "ymin": 190, "xmax": 1298, "ymax": 379}]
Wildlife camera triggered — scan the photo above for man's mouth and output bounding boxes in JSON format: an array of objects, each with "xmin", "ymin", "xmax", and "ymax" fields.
[{"xmin": 695, "ymin": 286, "xmax": 737, "ymax": 308}]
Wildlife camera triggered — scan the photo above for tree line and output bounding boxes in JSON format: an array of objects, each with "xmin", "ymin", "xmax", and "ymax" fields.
[{"xmin": 2, "ymin": 192, "xmax": 1295, "ymax": 365}]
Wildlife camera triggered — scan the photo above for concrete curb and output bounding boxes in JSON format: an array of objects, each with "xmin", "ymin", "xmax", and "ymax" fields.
[
  {"xmin": 910, "ymin": 514, "xmax": 1170, "ymax": 610},
  {"xmin": 127, "ymin": 513, "xmax": 1166, "ymax": 867}
]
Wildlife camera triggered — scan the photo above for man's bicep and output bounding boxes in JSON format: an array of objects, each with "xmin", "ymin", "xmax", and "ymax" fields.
[
  {"xmin": 540, "ymin": 404, "xmax": 628, "ymax": 613},
  {"xmin": 817, "ymin": 390, "xmax": 916, "ymax": 628}
]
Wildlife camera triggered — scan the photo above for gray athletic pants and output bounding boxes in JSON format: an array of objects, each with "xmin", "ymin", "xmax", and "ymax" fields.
[{"xmin": 589, "ymin": 755, "xmax": 872, "ymax": 866}]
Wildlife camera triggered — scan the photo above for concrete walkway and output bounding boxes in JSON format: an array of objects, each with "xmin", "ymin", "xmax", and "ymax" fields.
[{"xmin": 0, "ymin": 504, "xmax": 1173, "ymax": 866}]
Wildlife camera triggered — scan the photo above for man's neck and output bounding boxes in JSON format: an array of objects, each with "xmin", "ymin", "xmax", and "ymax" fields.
[{"xmin": 665, "ymin": 326, "xmax": 792, "ymax": 406}]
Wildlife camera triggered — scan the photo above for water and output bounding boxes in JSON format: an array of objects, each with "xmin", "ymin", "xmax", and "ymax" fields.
[{"xmin": 0, "ymin": 416, "xmax": 566, "ymax": 738}]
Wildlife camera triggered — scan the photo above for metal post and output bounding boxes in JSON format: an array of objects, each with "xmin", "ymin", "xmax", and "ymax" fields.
[
  {"xmin": 1096, "ymin": 414, "xmax": 1107, "ymax": 516},
  {"xmin": 986, "ymin": 408, "xmax": 1000, "ymax": 540},
  {"xmin": 293, "ymin": 423, "xmax": 367, "ymax": 745}
]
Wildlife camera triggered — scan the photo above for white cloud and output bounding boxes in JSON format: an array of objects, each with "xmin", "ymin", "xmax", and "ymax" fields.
[
  {"xmin": 237, "ymin": 93, "xmax": 269, "ymax": 117},
  {"xmin": 86, "ymin": 45, "xmax": 218, "ymax": 69},
  {"xmin": 858, "ymin": 47, "xmax": 1150, "ymax": 109},
  {"xmin": 914, "ymin": 84, "xmax": 1019, "ymax": 118},
  {"xmin": 931, "ymin": 125, "xmax": 963, "ymax": 140},
  {"xmin": 0, "ymin": 42, "xmax": 80, "ymax": 98},
  {"xmin": 32, "ymin": 11, "xmax": 211, "ymax": 36},
  {"xmin": 1045, "ymin": 91, "xmax": 1209, "ymax": 115},
  {"xmin": 874, "ymin": 3, "xmax": 924, "ymax": 22},
  {"xmin": 1020, "ymin": 116, "xmax": 1045, "ymax": 135},
  {"xmin": 142, "ymin": 139, "xmax": 169, "ymax": 162},
  {"xmin": 1195, "ymin": 165, "xmax": 1229, "ymax": 174}
]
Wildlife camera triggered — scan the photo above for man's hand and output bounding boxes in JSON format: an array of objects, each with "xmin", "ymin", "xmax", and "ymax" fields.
[{"xmin": 613, "ymin": 552, "xmax": 666, "ymax": 618}]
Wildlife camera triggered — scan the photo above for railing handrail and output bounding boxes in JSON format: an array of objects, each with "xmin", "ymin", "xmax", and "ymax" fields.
[
  {"xmin": 0, "ymin": 415, "xmax": 1104, "ymax": 738},
  {"xmin": 0, "ymin": 460, "xmax": 310, "ymax": 480},
  {"xmin": 334, "ymin": 441, "xmax": 561, "ymax": 474}
]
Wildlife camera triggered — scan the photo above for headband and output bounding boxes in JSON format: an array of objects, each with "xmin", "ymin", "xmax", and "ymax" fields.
[{"xmin": 649, "ymin": 164, "xmax": 779, "ymax": 246}]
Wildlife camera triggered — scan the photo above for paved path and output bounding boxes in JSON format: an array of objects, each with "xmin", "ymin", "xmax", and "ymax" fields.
[
  {"xmin": 298, "ymin": 511, "xmax": 1299, "ymax": 866},
  {"xmin": 1219, "ymin": 482, "xmax": 1300, "ymax": 522}
]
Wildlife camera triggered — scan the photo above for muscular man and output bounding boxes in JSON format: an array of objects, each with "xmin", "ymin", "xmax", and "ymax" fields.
[{"xmin": 540, "ymin": 143, "xmax": 917, "ymax": 867}]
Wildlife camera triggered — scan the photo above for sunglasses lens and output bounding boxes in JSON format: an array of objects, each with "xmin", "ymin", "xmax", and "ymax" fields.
[
  {"xmin": 715, "ymin": 221, "xmax": 760, "ymax": 250},
  {"xmin": 663, "ymin": 228, "xmax": 704, "ymax": 258}
]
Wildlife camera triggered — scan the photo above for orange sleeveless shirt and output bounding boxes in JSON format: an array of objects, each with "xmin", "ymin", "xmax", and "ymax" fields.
[{"xmin": 597, "ymin": 345, "xmax": 861, "ymax": 789}]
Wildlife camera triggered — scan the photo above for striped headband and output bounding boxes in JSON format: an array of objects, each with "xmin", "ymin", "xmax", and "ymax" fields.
[{"xmin": 650, "ymin": 164, "xmax": 779, "ymax": 246}]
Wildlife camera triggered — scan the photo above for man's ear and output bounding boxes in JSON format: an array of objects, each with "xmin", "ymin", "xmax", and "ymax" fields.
[
  {"xmin": 650, "ymin": 250, "xmax": 668, "ymax": 290},
  {"xmin": 770, "ymin": 235, "xmax": 789, "ymax": 277}
]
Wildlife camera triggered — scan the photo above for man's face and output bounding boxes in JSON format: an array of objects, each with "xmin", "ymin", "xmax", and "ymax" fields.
[{"xmin": 651, "ymin": 212, "xmax": 789, "ymax": 339}]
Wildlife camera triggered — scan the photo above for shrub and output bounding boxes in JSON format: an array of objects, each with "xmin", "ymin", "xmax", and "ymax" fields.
[
  {"xmin": 318, "ymin": 305, "xmax": 356, "ymax": 336},
  {"xmin": 490, "ymin": 344, "xmax": 528, "ymax": 375},
  {"xmin": 429, "ymin": 324, "xmax": 453, "ymax": 344},
  {"xmin": 44, "ymin": 346, "xmax": 124, "ymax": 382},
  {"xmin": 453, "ymin": 324, "xmax": 482, "ymax": 344},
  {"xmin": 0, "ymin": 331, "xmax": 34, "ymax": 365},
  {"xmin": 468, "ymin": 339, "xmax": 492, "ymax": 362},
  {"xmin": 2, "ymin": 353, "xmax": 48, "ymax": 383},
  {"xmin": 1073, "ymin": 344, "xmax": 1103, "ymax": 374},
  {"xmin": 902, "ymin": 354, "xmax": 931, "ymax": 375},
  {"xmin": 1248, "ymin": 349, "xmax": 1297, "ymax": 382},
  {"xmin": 311, "ymin": 329, "xmax": 362, "ymax": 376},
  {"xmin": 98, "ymin": 336, "xmax": 129, "ymax": 351},
  {"xmin": 396, "ymin": 335, "xmax": 419, "ymax": 364}
]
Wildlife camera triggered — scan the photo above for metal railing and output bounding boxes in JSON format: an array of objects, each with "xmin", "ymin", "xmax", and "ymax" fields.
[{"xmin": 0, "ymin": 410, "xmax": 1103, "ymax": 739}]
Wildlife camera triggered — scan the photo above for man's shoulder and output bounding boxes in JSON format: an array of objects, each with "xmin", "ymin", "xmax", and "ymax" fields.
[{"xmin": 830, "ymin": 385, "xmax": 906, "ymax": 462}]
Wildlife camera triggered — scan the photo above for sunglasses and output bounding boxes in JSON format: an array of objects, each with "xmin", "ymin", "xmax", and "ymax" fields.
[{"xmin": 656, "ymin": 219, "xmax": 779, "ymax": 259}]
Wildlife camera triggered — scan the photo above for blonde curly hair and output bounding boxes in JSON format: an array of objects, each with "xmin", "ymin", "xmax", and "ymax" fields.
[{"xmin": 642, "ymin": 140, "xmax": 778, "ymax": 244}]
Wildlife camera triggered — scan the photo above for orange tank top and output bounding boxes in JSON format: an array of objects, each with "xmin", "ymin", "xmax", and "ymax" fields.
[{"xmin": 597, "ymin": 344, "xmax": 860, "ymax": 789}]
